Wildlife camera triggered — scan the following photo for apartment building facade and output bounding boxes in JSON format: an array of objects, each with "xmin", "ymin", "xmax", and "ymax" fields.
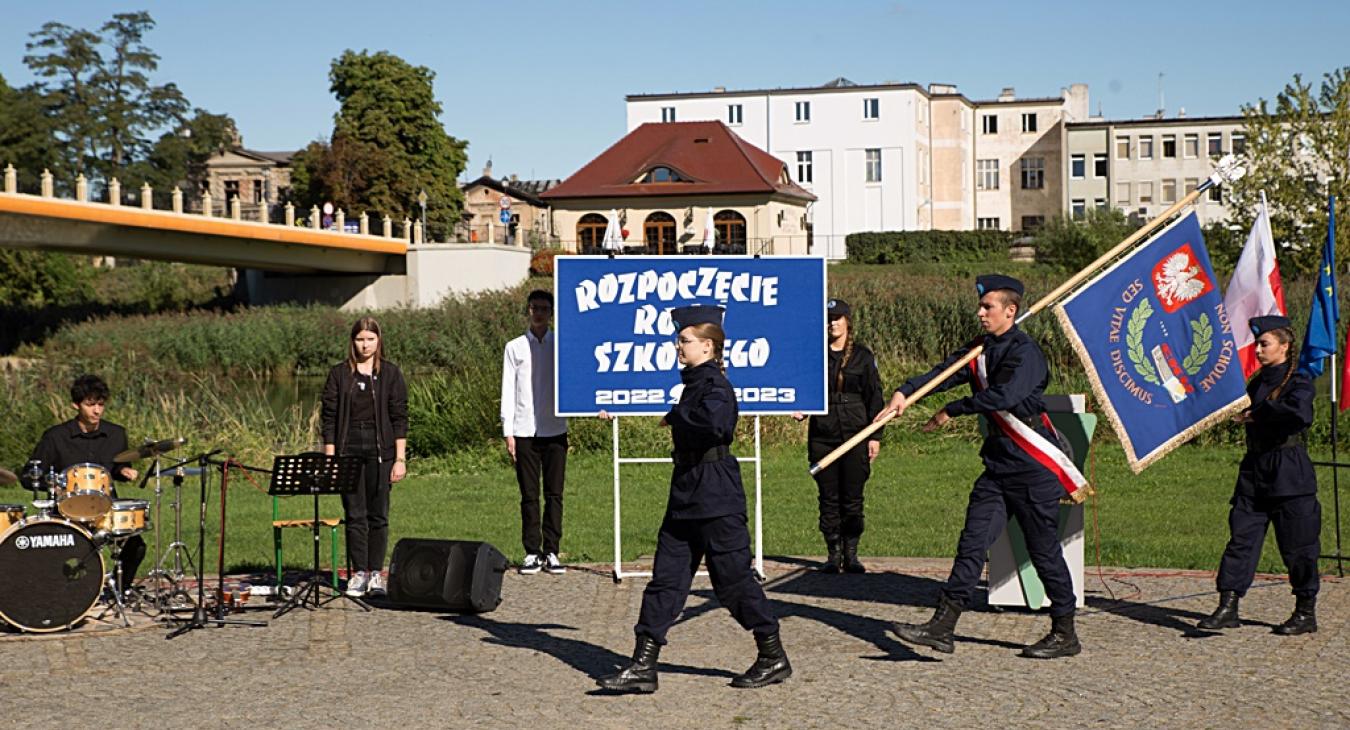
[
  {"xmin": 626, "ymin": 79, "xmax": 1089, "ymax": 257},
  {"xmin": 1065, "ymin": 115, "xmax": 1247, "ymax": 225}
]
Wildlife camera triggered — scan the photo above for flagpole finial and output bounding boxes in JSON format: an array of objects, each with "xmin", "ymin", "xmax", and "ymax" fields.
[{"xmin": 1209, "ymin": 154, "xmax": 1246, "ymax": 187}]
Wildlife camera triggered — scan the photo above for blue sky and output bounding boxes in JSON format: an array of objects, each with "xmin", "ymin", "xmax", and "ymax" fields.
[{"xmin": 2, "ymin": 1, "xmax": 1346, "ymax": 181}]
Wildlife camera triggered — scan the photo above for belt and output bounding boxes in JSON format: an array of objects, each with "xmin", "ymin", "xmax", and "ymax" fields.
[
  {"xmin": 829, "ymin": 393, "xmax": 863, "ymax": 404},
  {"xmin": 1246, "ymin": 433, "xmax": 1305, "ymax": 453},
  {"xmin": 672, "ymin": 445, "xmax": 731, "ymax": 467}
]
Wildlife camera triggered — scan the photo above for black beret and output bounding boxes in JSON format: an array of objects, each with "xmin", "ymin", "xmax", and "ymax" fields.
[
  {"xmin": 976, "ymin": 274, "xmax": 1024, "ymax": 297},
  {"xmin": 827, "ymin": 298, "xmax": 851, "ymax": 317},
  {"xmin": 1249, "ymin": 315, "xmax": 1292, "ymax": 337},
  {"xmin": 670, "ymin": 305, "xmax": 725, "ymax": 330}
]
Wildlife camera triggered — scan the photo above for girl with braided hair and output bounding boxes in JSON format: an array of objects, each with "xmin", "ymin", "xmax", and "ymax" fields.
[
  {"xmin": 1199, "ymin": 315, "xmax": 1322, "ymax": 635},
  {"xmin": 794, "ymin": 299, "xmax": 885, "ymax": 573}
]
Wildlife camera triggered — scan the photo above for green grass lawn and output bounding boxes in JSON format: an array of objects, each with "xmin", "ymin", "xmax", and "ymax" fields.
[{"xmin": 4, "ymin": 434, "xmax": 1346, "ymax": 579}]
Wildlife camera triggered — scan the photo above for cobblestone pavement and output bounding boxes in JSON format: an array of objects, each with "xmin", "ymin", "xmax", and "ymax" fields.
[{"xmin": 3, "ymin": 558, "xmax": 1345, "ymax": 729}]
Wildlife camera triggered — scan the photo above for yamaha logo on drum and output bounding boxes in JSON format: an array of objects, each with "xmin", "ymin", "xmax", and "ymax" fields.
[{"xmin": 13, "ymin": 533, "xmax": 76, "ymax": 550}]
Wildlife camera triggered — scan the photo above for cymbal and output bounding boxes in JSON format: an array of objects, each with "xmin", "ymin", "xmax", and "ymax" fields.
[
  {"xmin": 114, "ymin": 437, "xmax": 186, "ymax": 463},
  {"xmin": 0, "ymin": 467, "xmax": 15, "ymax": 486}
]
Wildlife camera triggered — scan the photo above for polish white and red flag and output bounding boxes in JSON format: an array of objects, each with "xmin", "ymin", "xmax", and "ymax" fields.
[{"xmin": 1222, "ymin": 200, "xmax": 1286, "ymax": 377}]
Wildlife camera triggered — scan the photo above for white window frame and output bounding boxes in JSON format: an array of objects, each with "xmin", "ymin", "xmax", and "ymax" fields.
[
  {"xmin": 863, "ymin": 98, "xmax": 880, "ymax": 120},
  {"xmin": 976, "ymin": 159, "xmax": 999, "ymax": 191},
  {"xmin": 1094, "ymin": 197, "xmax": 1108, "ymax": 210},
  {"xmin": 1020, "ymin": 157, "xmax": 1044, "ymax": 190},
  {"xmin": 1071, "ymin": 199, "xmax": 1086, "ymax": 218},
  {"xmin": 1093, "ymin": 153, "xmax": 1108, "ymax": 178},
  {"xmin": 1021, "ymin": 112, "xmax": 1038, "ymax": 133},
  {"xmin": 727, "ymin": 104, "xmax": 743, "ymax": 126},
  {"xmin": 1207, "ymin": 132, "xmax": 1223, "ymax": 156},
  {"xmin": 1183, "ymin": 133, "xmax": 1199, "ymax": 159},
  {"xmin": 1116, "ymin": 135, "xmax": 1130, "ymax": 160},
  {"xmin": 1070, "ymin": 154, "xmax": 1086, "ymax": 179},
  {"xmin": 1208, "ymin": 184, "xmax": 1223, "ymax": 203},
  {"xmin": 795, "ymin": 101, "xmax": 811, "ymax": 123},
  {"xmin": 796, "ymin": 151, "xmax": 813, "ymax": 184},
  {"xmin": 864, "ymin": 148, "xmax": 882, "ymax": 183},
  {"xmin": 1162, "ymin": 134, "xmax": 1177, "ymax": 159},
  {"xmin": 977, "ymin": 217, "xmax": 1001, "ymax": 230},
  {"xmin": 1138, "ymin": 180, "xmax": 1154, "ymax": 204},
  {"xmin": 661, "ymin": 106, "xmax": 676, "ymax": 123},
  {"xmin": 981, "ymin": 114, "xmax": 998, "ymax": 134},
  {"xmin": 1231, "ymin": 133, "xmax": 1247, "ymax": 155},
  {"xmin": 1138, "ymin": 136, "xmax": 1154, "ymax": 160},
  {"xmin": 1116, "ymin": 181, "xmax": 1131, "ymax": 204},
  {"xmin": 1161, "ymin": 178, "xmax": 1177, "ymax": 204}
]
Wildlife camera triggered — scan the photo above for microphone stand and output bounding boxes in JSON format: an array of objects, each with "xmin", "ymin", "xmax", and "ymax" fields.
[
  {"xmin": 208, "ymin": 455, "xmax": 274, "ymax": 622},
  {"xmin": 166, "ymin": 450, "xmax": 267, "ymax": 640}
]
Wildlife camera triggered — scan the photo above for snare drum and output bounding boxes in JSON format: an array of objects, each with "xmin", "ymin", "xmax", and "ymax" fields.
[
  {"xmin": 0, "ymin": 504, "xmax": 24, "ymax": 534},
  {"xmin": 97, "ymin": 499, "xmax": 149, "ymax": 536},
  {"xmin": 58, "ymin": 463, "xmax": 114, "ymax": 523}
]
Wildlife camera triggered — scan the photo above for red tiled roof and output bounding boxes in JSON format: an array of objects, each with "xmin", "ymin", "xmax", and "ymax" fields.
[{"xmin": 541, "ymin": 121, "xmax": 815, "ymax": 202}]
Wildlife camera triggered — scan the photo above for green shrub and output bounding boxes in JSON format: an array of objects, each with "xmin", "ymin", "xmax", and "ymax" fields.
[{"xmin": 845, "ymin": 230, "xmax": 1016, "ymax": 265}]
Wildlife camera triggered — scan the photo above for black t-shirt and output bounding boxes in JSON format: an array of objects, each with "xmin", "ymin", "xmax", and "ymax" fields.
[
  {"xmin": 29, "ymin": 419, "xmax": 132, "ymax": 481},
  {"xmin": 349, "ymin": 372, "xmax": 376, "ymax": 423}
]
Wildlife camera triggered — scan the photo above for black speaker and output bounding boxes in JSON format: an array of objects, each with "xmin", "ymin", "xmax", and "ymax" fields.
[{"xmin": 387, "ymin": 538, "xmax": 507, "ymax": 613}]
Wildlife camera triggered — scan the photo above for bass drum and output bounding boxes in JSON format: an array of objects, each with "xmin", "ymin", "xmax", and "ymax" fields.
[{"xmin": 0, "ymin": 518, "xmax": 104, "ymax": 632}]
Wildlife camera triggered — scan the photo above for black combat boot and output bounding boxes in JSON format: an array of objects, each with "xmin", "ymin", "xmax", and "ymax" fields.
[
  {"xmin": 1020, "ymin": 612, "xmax": 1082, "ymax": 659},
  {"xmin": 731, "ymin": 632, "xmax": 792, "ymax": 688},
  {"xmin": 890, "ymin": 594, "xmax": 961, "ymax": 654},
  {"xmin": 1274, "ymin": 595, "xmax": 1317, "ymax": 635},
  {"xmin": 820, "ymin": 534, "xmax": 843, "ymax": 574},
  {"xmin": 842, "ymin": 536, "xmax": 866, "ymax": 574},
  {"xmin": 1197, "ymin": 591, "xmax": 1241, "ymax": 630},
  {"xmin": 596, "ymin": 635, "xmax": 660, "ymax": 693}
]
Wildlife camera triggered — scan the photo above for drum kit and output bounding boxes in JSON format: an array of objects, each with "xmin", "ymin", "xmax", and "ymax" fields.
[{"xmin": 0, "ymin": 437, "xmax": 201, "ymax": 634}]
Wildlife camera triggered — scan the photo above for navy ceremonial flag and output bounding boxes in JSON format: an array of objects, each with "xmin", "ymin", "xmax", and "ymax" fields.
[
  {"xmin": 1055, "ymin": 212, "xmax": 1250, "ymax": 473},
  {"xmin": 1297, "ymin": 194, "xmax": 1338, "ymax": 378}
]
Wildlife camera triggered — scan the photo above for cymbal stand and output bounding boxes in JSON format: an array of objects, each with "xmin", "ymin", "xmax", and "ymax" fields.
[
  {"xmin": 145, "ymin": 459, "xmax": 198, "ymax": 615},
  {"xmin": 166, "ymin": 450, "xmax": 266, "ymax": 639}
]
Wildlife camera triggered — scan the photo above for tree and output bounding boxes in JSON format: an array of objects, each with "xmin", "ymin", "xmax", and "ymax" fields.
[
  {"xmin": 292, "ymin": 50, "xmax": 468, "ymax": 232},
  {"xmin": 1228, "ymin": 68, "xmax": 1350, "ymax": 277},
  {"xmin": 23, "ymin": 11, "xmax": 188, "ymax": 186},
  {"xmin": 0, "ymin": 73, "xmax": 58, "ymax": 190},
  {"xmin": 1032, "ymin": 207, "xmax": 1134, "ymax": 271},
  {"xmin": 128, "ymin": 110, "xmax": 239, "ymax": 196}
]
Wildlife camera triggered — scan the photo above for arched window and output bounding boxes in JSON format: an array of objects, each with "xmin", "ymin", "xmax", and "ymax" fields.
[
  {"xmin": 576, "ymin": 213, "xmax": 609, "ymax": 253},
  {"xmin": 714, "ymin": 210, "xmax": 747, "ymax": 254},
  {"xmin": 637, "ymin": 166, "xmax": 689, "ymax": 184},
  {"xmin": 644, "ymin": 211, "xmax": 677, "ymax": 255}
]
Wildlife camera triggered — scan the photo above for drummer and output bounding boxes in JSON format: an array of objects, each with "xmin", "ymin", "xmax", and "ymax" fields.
[{"xmin": 29, "ymin": 374, "xmax": 144, "ymax": 592}]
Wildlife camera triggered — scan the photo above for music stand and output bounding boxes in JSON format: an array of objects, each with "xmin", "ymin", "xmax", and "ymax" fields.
[{"xmin": 269, "ymin": 452, "xmax": 370, "ymax": 618}]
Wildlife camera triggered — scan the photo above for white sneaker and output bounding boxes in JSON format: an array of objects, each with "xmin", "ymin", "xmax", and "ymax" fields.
[
  {"xmin": 519, "ymin": 554, "xmax": 543, "ymax": 575},
  {"xmin": 346, "ymin": 571, "xmax": 369, "ymax": 596},
  {"xmin": 368, "ymin": 571, "xmax": 387, "ymax": 596},
  {"xmin": 544, "ymin": 553, "xmax": 566, "ymax": 575}
]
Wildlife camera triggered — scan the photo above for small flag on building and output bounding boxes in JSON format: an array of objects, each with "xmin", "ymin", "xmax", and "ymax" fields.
[{"xmin": 1055, "ymin": 212, "xmax": 1250, "ymax": 472}]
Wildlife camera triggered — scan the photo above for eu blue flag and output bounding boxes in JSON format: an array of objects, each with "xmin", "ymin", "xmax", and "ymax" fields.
[{"xmin": 1298, "ymin": 194, "xmax": 1338, "ymax": 377}]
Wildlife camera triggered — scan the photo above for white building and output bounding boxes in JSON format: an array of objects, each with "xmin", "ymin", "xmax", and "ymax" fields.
[{"xmin": 627, "ymin": 78, "xmax": 1089, "ymax": 258}]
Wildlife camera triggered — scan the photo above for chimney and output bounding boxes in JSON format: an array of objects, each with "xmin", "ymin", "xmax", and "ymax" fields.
[
  {"xmin": 928, "ymin": 83, "xmax": 957, "ymax": 95},
  {"xmin": 482, "ymin": 159, "xmax": 493, "ymax": 178},
  {"xmin": 713, "ymin": 86, "xmax": 726, "ymax": 93},
  {"xmin": 998, "ymin": 87, "xmax": 1016, "ymax": 102},
  {"xmin": 1178, "ymin": 107, "xmax": 1186, "ymax": 118}
]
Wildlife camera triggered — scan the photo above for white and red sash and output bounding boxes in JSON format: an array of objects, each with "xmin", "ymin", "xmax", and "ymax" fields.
[{"xmin": 969, "ymin": 355, "xmax": 1087, "ymax": 499}]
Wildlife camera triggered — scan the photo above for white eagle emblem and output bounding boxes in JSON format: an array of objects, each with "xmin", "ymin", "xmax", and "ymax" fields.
[{"xmin": 1153, "ymin": 251, "xmax": 1205, "ymax": 308}]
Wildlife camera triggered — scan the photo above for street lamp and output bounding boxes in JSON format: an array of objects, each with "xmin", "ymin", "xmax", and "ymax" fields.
[{"xmin": 418, "ymin": 190, "xmax": 428, "ymax": 238}]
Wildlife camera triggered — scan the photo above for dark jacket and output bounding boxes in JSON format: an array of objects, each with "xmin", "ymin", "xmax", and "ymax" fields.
[
  {"xmin": 809, "ymin": 343, "xmax": 885, "ymax": 444},
  {"xmin": 664, "ymin": 361, "xmax": 746, "ymax": 520},
  {"xmin": 898, "ymin": 326, "xmax": 1058, "ymax": 480},
  {"xmin": 1235, "ymin": 361, "xmax": 1316, "ymax": 498},
  {"xmin": 321, "ymin": 359, "xmax": 409, "ymax": 461}
]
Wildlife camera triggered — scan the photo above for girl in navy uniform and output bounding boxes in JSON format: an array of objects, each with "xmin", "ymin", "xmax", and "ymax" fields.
[
  {"xmin": 795, "ymin": 298, "xmax": 884, "ymax": 573},
  {"xmin": 598, "ymin": 305, "xmax": 790, "ymax": 693},
  {"xmin": 1199, "ymin": 315, "xmax": 1321, "ymax": 635}
]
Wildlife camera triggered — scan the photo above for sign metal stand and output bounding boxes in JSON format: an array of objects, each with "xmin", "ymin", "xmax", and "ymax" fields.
[{"xmin": 610, "ymin": 415, "xmax": 765, "ymax": 583}]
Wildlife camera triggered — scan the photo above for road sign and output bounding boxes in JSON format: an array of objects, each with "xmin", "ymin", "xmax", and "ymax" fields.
[
  {"xmin": 499, "ymin": 196, "xmax": 511, "ymax": 210},
  {"xmin": 499, "ymin": 209, "xmax": 511, "ymax": 224}
]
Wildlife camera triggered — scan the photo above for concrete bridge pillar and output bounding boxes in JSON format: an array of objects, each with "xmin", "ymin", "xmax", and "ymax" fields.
[
  {"xmin": 140, "ymin": 183, "xmax": 153, "ymax": 209},
  {"xmin": 230, "ymin": 196, "xmax": 241, "ymax": 220},
  {"xmin": 4, "ymin": 164, "xmax": 14, "ymax": 194},
  {"xmin": 403, "ymin": 218, "xmax": 412, "ymax": 243},
  {"xmin": 285, "ymin": 202, "xmax": 295, "ymax": 226},
  {"xmin": 172, "ymin": 187, "xmax": 183, "ymax": 213},
  {"xmin": 382, "ymin": 216, "xmax": 392, "ymax": 237},
  {"xmin": 336, "ymin": 208, "xmax": 345, "ymax": 232},
  {"xmin": 310, "ymin": 206, "xmax": 321, "ymax": 230},
  {"xmin": 40, "ymin": 169, "xmax": 53, "ymax": 198},
  {"xmin": 108, "ymin": 178, "xmax": 121, "ymax": 206},
  {"xmin": 359, "ymin": 211, "xmax": 369, "ymax": 235},
  {"xmin": 202, "ymin": 190, "xmax": 213, "ymax": 217},
  {"xmin": 75, "ymin": 175, "xmax": 87, "ymax": 202}
]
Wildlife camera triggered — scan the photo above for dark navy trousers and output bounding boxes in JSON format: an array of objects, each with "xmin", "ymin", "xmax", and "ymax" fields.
[
  {"xmin": 635, "ymin": 513, "xmax": 779, "ymax": 644},
  {"xmin": 942, "ymin": 472, "xmax": 1077, "ymax": 617},
  {"xmin": 1217, "ymin": 493, "xmax": 1321, "ymax": 597}
]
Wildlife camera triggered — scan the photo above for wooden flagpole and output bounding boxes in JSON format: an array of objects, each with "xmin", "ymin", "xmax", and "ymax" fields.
[{"xmin": 808, "ymin": 156, "xmax": 1247, "ymax": 476}]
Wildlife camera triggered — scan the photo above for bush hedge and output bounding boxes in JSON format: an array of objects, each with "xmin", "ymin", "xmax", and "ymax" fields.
[{"xmin": 845, "ymin": 230, "xmax": 1016, "ymax": 265}]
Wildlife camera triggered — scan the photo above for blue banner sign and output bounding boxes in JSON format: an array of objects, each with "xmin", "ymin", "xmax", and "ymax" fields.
[
  {"xmin": 554, "ymin": 255, "xmax": 827, "ymax": 415},
  {"xmin": 1054, "ymin": 212, "xmax": 1249, "ymax": 472}
]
